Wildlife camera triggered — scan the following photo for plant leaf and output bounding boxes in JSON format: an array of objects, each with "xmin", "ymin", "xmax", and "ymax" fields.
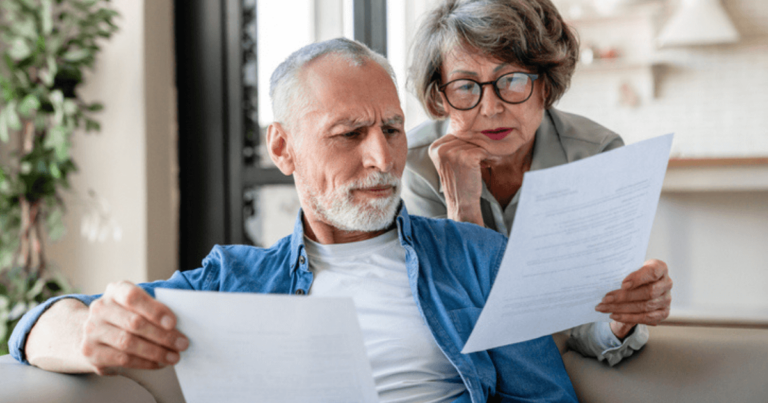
[
  {"xmin": 9, "ymin": 38, "xmax": 32, "ymax": 61},
  {"xmin": 25, "ymin": 278, "xmax": 46, "ymax": 301},
  {"xmin": 62, "ymin": 48, "xmax": 90, "ymax": 62},
  {"xmin": 87, "ymin": 102, "xmax": 103, "ymax": 112},
  {"xmin": 41, "ymin": 0, "xmax": 54, "ymax": 35},
  {"xmin": 0, "ymin": 109, "xmax": 8, "ymax": 143},
  {"xmin": 17, "ymin": 94, "xmax": 41, "ymax": 117},
  {"xmin": 63, "ymin": 99, "xmax": 77, "ymax": 116},
  {"xmin": 5, "ymin": 100, "xmax": 21, "ymax": 131}
]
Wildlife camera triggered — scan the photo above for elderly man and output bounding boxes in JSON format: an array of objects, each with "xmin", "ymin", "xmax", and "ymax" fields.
[{"xmin": 10, "ymin": 38, "xmax": 577, "ymax": 402}]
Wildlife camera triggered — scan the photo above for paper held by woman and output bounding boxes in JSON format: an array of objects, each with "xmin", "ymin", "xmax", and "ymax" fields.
[{"xmin": 462, "ymin": 133, "xmax": 674, "ymax": 354}]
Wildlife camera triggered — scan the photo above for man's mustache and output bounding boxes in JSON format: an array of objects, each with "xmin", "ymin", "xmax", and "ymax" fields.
[{"xmin": 345, "ymin": 172, "xmax": 400, "ymax": 192}]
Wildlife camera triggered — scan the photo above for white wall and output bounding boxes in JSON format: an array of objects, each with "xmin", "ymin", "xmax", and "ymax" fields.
[
  {"xmin": 556, "ymin": 0, "xmax": 768, "ymax": 158},
  {"xmin": 46, "ymin": 0, "xmax": 178, "ymax": 294},
  {"xmin": 648, "ymin": 190, "xmax": 768, "ymax": 322}
]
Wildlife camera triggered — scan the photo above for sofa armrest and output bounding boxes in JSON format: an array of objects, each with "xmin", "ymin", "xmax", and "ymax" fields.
[
  {"xmin": 562, "ymin": 325, "xmax": 768, "ymax": 402},
  {"xmin": 0, "ymin": 355, "xmax": 156, "ymax": 403}
]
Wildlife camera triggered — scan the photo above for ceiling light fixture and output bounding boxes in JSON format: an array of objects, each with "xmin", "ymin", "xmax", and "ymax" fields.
[{"xmin": 657, "ymin": 0, "xmax": 739, "ymax": 47}]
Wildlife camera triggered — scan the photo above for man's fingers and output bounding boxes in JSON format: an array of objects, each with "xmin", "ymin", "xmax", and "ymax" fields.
[
  {"xmin": 88, "ymin": 321, "xmax": 181, "ymax": 365},
  {"xmin": 82, "ymin": 342, "xmax": 164, "ymax": 375},
  {"xmin": 94, "ymin": 297, "xmax": 188, "ymax": 352},
  {"xmin": 107, "ymin": 281, "xmax": 177, "ymax": 330},
  {"xmin": 621, "ymin": 259, "xmax": 668, "ymax": 290}
]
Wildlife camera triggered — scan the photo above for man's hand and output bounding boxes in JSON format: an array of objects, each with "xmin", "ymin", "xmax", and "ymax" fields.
[
  {"xmin": 428, "ymin": 134, "xmax": 499, "ymax": 226},
  {"xmin": 595, "ymin": 259, "xmax": 673, "ymax": 339},
  {"xmin": 82, "ymin": 281, "xmax": 189, "ymax": 375}
]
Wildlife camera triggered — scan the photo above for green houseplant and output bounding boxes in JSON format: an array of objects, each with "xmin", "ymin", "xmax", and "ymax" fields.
[{"xmin": 0, "ymin": 0, "xmax": 119, "ymax": 355}]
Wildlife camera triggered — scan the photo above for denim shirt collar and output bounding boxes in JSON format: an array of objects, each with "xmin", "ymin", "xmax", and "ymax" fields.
[{"xmin": 287, "ymin": 201, "xmax": 414, "ymax": 276}]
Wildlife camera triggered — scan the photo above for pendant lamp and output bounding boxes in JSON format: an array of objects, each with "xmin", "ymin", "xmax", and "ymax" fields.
[{"xmin": 657, "ymin": 0, "xmax": 739, "ymax": 47}]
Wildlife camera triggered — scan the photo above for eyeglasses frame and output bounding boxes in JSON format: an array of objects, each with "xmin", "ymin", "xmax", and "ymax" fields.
[{"xmin": 438, "ymin": 72, "xmax": 540, "ymax": 111}]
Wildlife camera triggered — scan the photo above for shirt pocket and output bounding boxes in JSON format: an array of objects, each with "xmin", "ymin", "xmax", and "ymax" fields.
[{"xmin": 447, "ymin": 307, "xmax": 483, "ymax": 341}]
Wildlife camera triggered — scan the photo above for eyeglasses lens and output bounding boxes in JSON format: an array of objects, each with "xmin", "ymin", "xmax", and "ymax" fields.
[{"xmin": 444, "ymin": 73, "xmax": 533, "ymax": 110}]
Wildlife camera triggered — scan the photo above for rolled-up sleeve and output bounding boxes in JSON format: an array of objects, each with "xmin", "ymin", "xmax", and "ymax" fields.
[{"xmin": 565, "ymin": 322, "xmax": 649, "ymax": 366}]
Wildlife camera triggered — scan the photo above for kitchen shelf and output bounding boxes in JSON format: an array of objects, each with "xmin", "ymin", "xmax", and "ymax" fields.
[{"xmin": 663, "ymin": 157, "xmax": 768, "ymax": 192}]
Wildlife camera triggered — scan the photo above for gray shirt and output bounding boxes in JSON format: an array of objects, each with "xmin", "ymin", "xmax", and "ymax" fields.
[{"xmin": 402, "ymin": 108, "xmax": 648, "ymax": 366}]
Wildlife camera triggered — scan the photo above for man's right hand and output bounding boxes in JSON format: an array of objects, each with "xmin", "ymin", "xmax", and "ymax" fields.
[{"xmin": 82, "ymin": 281, "xmax": 188, "ymax": 375}]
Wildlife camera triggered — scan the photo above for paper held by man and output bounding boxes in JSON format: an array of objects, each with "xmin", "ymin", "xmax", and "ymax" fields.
[
  {"xmin": 155, "ymin": 289, "xmax": 379, "ymax": 403},
  {"xmin": 461, "ymin": 133, "xmax": 674, "ymax": 354}
]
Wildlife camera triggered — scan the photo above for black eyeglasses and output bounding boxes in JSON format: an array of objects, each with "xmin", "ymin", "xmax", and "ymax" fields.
[{"xmin": 438, "ymin": 72, "xmax": 539, "ymax": 111}]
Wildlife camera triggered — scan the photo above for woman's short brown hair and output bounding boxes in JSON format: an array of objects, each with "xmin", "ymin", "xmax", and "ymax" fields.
[{"xmin": 409, "ymin": 0, "xmax": 579, "ymax": 119}]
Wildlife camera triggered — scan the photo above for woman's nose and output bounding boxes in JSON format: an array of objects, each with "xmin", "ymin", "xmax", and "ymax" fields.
[{"xmin": 478, "ymin": 85, "xmax": 504, "ymax": 117}]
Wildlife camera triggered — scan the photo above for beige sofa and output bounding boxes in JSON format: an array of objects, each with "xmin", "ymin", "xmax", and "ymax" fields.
[{"xmin": 2, "ymin": 324, "xmax": 767, "ymax": 403}]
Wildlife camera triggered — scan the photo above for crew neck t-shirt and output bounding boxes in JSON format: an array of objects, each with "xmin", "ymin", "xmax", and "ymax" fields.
[{"xmin": 305, "ymin": 230, "xmax": 465, "ymax": 403}]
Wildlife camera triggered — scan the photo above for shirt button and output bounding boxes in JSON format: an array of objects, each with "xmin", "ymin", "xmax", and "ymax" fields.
[
  {"xmin": 295, "ymin": 289, "xmax": 305, "ymax": 295},
  {"xmin": 299, "ymin": 256, "xmax": 306, "ymax": 265}
]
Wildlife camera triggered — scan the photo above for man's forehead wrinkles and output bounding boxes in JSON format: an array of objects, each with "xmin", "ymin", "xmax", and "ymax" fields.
[
  {"xmin": 329, "ymin": 117, "xmax": 374, "ymax": 129},
  {"xmin": 327, "ymin": 112, "xmax": 403, "ymax": 130},
  {"xmin": 382, "ymin": 115, "xmax": 404, "ymax": 126}
]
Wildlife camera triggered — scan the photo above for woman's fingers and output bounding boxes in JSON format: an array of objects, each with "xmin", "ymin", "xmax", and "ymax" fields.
[
  {"xmin": 594, "ymin": 259, "xmax": 673, "ymax": 327},
  {"xmin": 428, "ymin": 134, "xmax": 489, "ymax": 224},
  {"xmin": 596, "ymin": 291, "xmax": 671, "ymax": 313},
  {"xmin": 620, "ymin": 259, "xmax": 668, "ymax": 290},
  {"xmin": 609, "ymin": 308, "xmax": 670, "ymax": 326}
]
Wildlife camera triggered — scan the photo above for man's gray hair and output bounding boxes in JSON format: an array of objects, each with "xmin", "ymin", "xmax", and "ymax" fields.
[{"xmin": 269, "ymin": 38, "xmax": 397, "ymax": 130}]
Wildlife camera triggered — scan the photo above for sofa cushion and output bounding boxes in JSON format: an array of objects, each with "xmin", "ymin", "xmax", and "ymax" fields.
[
  {"xmin": 562, "ymin": 325, "xmax": 768, "ymax": 402},
  {"xmin": 0, "ymin": 355, "xmax": 156, "ymax": 403}
]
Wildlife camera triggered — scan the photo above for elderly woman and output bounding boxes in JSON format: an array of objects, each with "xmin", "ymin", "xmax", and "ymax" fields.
[{"xmin": 402, "ymin": 0, "xmax": 672, "ymax": 365}]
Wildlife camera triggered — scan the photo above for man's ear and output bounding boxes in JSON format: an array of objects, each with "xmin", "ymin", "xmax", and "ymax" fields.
[{"xmin": 267, "ymin": 122, "xmax": 295, "ymax": 175}]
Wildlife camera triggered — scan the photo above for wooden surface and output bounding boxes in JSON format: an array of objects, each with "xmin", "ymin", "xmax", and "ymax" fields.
[{"xmin": 668, "ymin": 157, "xmax": 768, "ymax": 168}]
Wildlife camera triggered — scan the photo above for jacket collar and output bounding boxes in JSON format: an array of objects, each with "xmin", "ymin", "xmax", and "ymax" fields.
[{"xmin": 287, "ymin": 202, "xmax": 413, "ymax": 275}]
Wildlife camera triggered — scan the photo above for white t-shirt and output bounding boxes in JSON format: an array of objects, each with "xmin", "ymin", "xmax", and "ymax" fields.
[{"xmin": 305, "ymin": 230, "xmax": 466, "ymax": 403}]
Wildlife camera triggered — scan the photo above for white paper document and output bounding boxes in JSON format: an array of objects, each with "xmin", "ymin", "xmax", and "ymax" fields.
[
  {"xmin": 462, "ymin": 133, "xmax": 673, "ymax": 354},
  {"xmin": 155, "ymin": 289, "xmax": 379, "ymax": 403}
]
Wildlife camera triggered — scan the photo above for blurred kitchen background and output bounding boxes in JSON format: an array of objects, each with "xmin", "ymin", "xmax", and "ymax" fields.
[{"xmin": 24, "ymin": 0, "xmax": 768, "ymax": 324}]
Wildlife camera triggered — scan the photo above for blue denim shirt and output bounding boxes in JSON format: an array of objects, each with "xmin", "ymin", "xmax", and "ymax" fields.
[{"xmin": 10, "ymin": 205, "xmax": 577, "ymax": 403}]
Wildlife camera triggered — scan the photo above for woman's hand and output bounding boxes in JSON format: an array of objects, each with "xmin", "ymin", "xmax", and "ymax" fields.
[
  {"xmin": 595, "ymin": 259, "xmax": 673, "ymax": 339},
  {"xmin": 428, "ymin": 134, "xmax": 499, "ymax": 226}
]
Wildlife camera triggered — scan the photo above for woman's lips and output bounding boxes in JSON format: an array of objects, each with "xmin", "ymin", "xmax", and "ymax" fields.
[{"xmin": 481, "ymin": 128, "xmax": 512, "ymax": 141}]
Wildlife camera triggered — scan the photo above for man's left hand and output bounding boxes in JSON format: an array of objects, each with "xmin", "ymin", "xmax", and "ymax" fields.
[{"xmin": 595, "ymin": 259, "xmax": 673, "ymax": 339}]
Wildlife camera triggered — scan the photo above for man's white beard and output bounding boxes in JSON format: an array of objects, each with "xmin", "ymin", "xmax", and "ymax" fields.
[{"xmin": 304, "ymin": 171, "xmax": 401, "ymax": 233}]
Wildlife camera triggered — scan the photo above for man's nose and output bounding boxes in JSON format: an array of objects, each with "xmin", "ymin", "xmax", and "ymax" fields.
[
  {"xmin": 479, "ymin": 85, "xmax": 504, "ymax": 117},
  {"xmin": 362, "ymin": 128, "xmax": 394, "ymax": 172}
]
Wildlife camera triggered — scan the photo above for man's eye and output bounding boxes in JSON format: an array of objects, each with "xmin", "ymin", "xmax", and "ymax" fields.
[
  {"xmin": 342, "ymin": 131, "xmax": 359, "ymax": 138},
  {"xmin": 384, "ymin": 128, "xmax": 400, "ymax": 135}
]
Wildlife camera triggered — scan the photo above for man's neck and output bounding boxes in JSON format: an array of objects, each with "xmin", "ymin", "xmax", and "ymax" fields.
[{"xmin": 302, "ymin": 213, "xmax": 392, "ymax": 244}]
